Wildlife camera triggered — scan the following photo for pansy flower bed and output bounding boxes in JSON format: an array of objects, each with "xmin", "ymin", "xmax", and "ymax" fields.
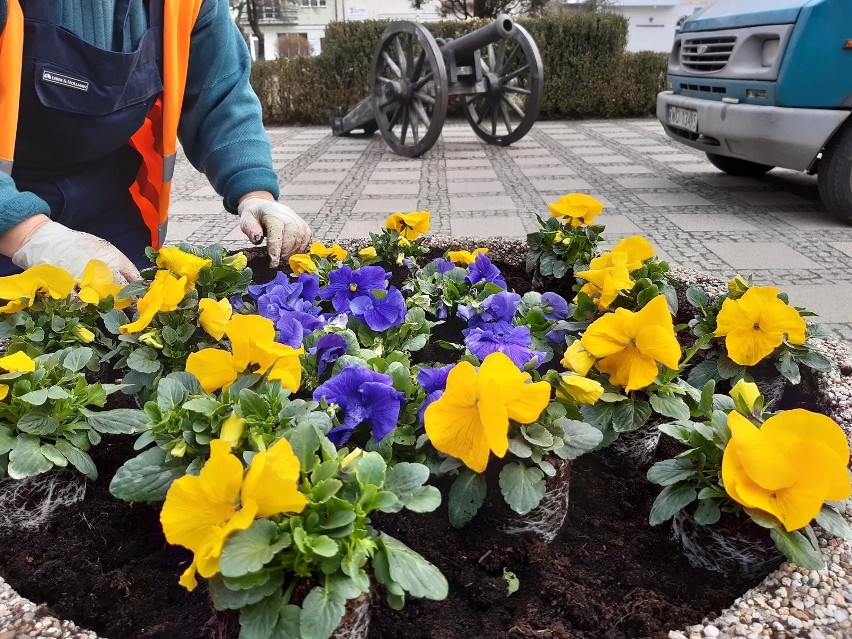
[{"xmin": 0, "ymin": 197, "xmax": 850, "ymax": 639}]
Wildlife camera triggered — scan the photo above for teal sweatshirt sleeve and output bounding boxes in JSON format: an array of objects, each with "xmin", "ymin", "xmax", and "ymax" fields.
[
  {"xmin": 0, "ymin": 172, "xmax": 52, "ymax": 235},
  {"xmin": 178, "ymin": 0, "xmax": 280, "ymax": 214}
]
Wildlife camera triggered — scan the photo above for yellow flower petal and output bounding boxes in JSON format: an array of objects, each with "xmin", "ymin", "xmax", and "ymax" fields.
[
  {"xmin": 581, "ymin": 311, "xmax": 632, "ymax": 358},
  {"xmin": 226, "ymin": 314, "xmax": 277, "ymax": 373},
  {"xmin": 0, "ymin": 351, "xmax": 36, "ymax": 373},
  {"xmin": 726, "ymin": 412, "xmax": 797, "ymax": 491},
  {"xmin": 289, "ymin": 254, "xmax": 317, "ymax": 275},
  {"xmin": 447, "ymin": 248, "xmax": 489, "ymax": 265},
  {"xmin": 186, "ymin": 349, "xmax": 238, "ymax": 393},
  {"xmin": 78, "ymin": 259, "xmax": 131, "ymax": 309},
  {"xmin": 561, "ymin": 340, "xmax": 596, "ymax": 377},
  {"xmin": 385, "ymin": 211, "xmax": 431, "ymax": 241},
  {"xmin": 610, "ymin": 236, "xmax": 655, "ymax": 270},
  {"xmin": 596, "ymin": 345, "xmax": 660, "ymax": 392},
  {"xmin": 358, "ymin": 247, "xmax": 377, "ymax": 259},
  {"xmin": 219, "ymin": 411, "xmax": 246, "ymax": 448},
  {"xmin": 558, "ymin": 374, "xmax": 604, "ymax": 405},
  {"xmin": 156, "ymin": 247, "xmax": 211, "ymax": 290},
  {"xmin": 199, "ymin": 298, "xmax": 233, "ymax": 341},
  {"xmin": 178, "ymin": 560, "xmax": 199, "ymax": 591},
  {"xmin": 730, "ymin": 380, "xmax": 761, "ymax": 412},
  {"xmin": 0, "ymin": 385, "xmax": 8, "ymax": 401},
  {"xmin": 266, "ymin": 349, "xmax": 303, "ymax": 392},
  {"xmin": 548, "ymin": 193, "xmax": 604, "ymax": 226},
  {"xmin": 241, "ymin": 438, "xmax": 307, "ymax": 518},
  {"xmin": 634, "ymin": 324, "xmax": 681, "ymax": 371},
  {"xmin": 309, "ymin": 242, "xmax": 347, "ymax": 261}
]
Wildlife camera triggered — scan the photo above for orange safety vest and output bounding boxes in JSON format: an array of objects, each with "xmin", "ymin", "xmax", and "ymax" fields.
[{"xmin": 0, "ymin": 0, "xmax": 204, "ymax": 248}]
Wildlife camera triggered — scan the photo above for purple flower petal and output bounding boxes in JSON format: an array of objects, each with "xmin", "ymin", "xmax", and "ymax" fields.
[
  {"xmin": 541, "ymin": 292, "xmax": 569, "ymax": 321},
  {"xmin": 466, "ymin": 254, "xmax": 506, "ymax": 289},
  {"xmin": 350, "ymin": 287, "xmax": 407, "ymax": 332},
  {"xmin": 310, "ymin": 333, "xmax": 349, "ymax": 376},
  {"xmin": 465, "ymin": 324, "xmax": 546, "ymax": 369}
]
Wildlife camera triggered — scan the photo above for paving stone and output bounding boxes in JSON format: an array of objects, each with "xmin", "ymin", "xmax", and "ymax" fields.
[
  {"xmin": 352, "ymin": 198, "xmax": 422, "ymax": 213},
  {"xmin": 636, "ymin": 192, "xmax": 715, "ymax": 206},
  {"xmin": 512, "ymin": 156, "xmax": 563, "ymax": 166},
  {"xmin": 520, "ymin": 166, "xmax": 577, "ymax": 177},
  {"xmin": 447, "ymin": 168, "xmax": 499, "ymax": 180},
  {"xmin": 614, "ymin": 177, "xmax": 681, "ymax": 189},
  {"xmin": 447, "ymin": 181, "xmax": 506, "ymax": 194},
  {"xmin": 529, "ymin": 178, "xmax": 593, "ymax": 191},
  {"xmin": 781, "ymin": 284, "xmax": 852, "ymax": 324},
  {"xmin": 169, "ymin": 200, "xmax": 226, "ymax": 215},
  {"xmin": 697, "ymin": 174, "xmax": 765, "ymax": 188},
  {"xmin": 444, "ymin": 150, "xmax": 488, "ymax": 159},
  {"xmin": 830, "ymin": 242, "xmax": 852, "ymax": 258},
  {"xmin": 668, "ymin": 162, "xmax": 717, "ymax": 173},
  {"xmin": 368, "ymin": 170, "xmax": 422, "ymax": 182},
  {"xmin": 618, "ymin": 139, "xmax": 658, "ymax": 147},
  {"xmin": 583, "ymin": 154, "xmax": 631, "ymax": 164},
  {"xmin": 291, "ymin": 173, "xmax": 344, "ymax": 183},
  {"xmin": 189, "ymin": 185, "xmax": 218, "ymax": 197},
  {"xmin": 362, "ymin": 182, "xmax": 420, "ymax": 195},
  {"xmin": 287, "ymin": 200, "xmax": 327, "ymax": 215},
  {"xmin": 707, "ymin": 242, "xmax": 820, "ymax": 270},
  {"xmin": 664, "ymin": 213, "xmax": 759, "ymax": 232},
  {"xmin": 597, "ymin": 165, "xmax": 654, "ymax": 174},
  {"xmin": 449, "ymin": 195, "xmax": 516, "ymax": 212},
  {"xmin": 446, "ymin": 158, "xmax": 492, "ymax": 168},
  {"xmin": 647, "ymin": 153, "xmax": 703, "ymax": 163},
  {"xmin": 306, "ymin": 161, "xmax": 356, "ymax": 170},
  {"xmin": 629, "ymin": 145, "xmax": 670, "ymax": 153},
  {"xmin": 769, "ymin": 210, "xmax": 848, "ymax": 230},
  {"xmin": 164, "ymin": 216, "xmax": 207, "ymax": 244},
  {"xmin": 450, "ymin": 216, "xmax": 526, "ymax": 237},
  {"xmin": 374, "ymin": 161, "xmax": 420, "ymax": 170},
  {"xmin": 729, "ymin": 191, "xmax": 814, "ymax": 206},
  {"xmin": 558, "ymin": 139, "xmax": 602, "ymax": 148},
  {"xmin": 339, "ymin": 219, "xmax": 385, "ymax": 239},
  {"xmin": 281, "ymin": 183, "xmax": 338, "ymax": 196}
]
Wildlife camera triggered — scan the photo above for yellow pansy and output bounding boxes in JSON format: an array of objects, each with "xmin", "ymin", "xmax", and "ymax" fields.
[
  {"xmin": 160, "ymin": 438, "xmax": 307, "ymax": 591},
  {"xmin": 78, "ymin": 260, "xmax": 130, "ymax": 310},
  {"xmin": 119, "ymin": 271, "xmax": 187, "ymax": 334},
  {"xmin": 219, "ymin": 412, "xmax": 246, "ymax": 448},
  {"xmin": 581, "ymin": 295, "xmax": 681, "ymax": 392},
  {"xmin": 223, "ymin": 252, "xmax": 248, "ymax": 271},
  {"xmin": 309, "ymin": 242, "xmax": 347, "ymax": 261},
  {"xmin": 730, "ymin": 379, "xmax": 761, "ymax": 412},
  {"xmin": 185, "ymin": 314, "xmax": 303, "ymax": 393},
  {"xmin": 576, "ymin": 258, "xmax": 634, "ymax": 311},
  {"xmin": 288, "ymin": 253, "xmax": 317, "ymax": 275},
  {"xmin": 557, "ymin": 373, "xmax": 604, "ymax": 405},
  {"xmin": 727, "ymin": 274, "xmax": 750, "ymax": 299},
  {"xmin": 560, "ymin": 340, "xmax": 596, "ymax": 377},
  {"xmin": 0, "ymin": 351, "xmax": 37, "ymax": 401},
  {"xmin": 0, "ymin": 264, "xmax": 76, "ymax": 313},
  {"xmin": 72, "ymin": 325, "xmax": 95, "ymax": 344},
  {"xmin": 358, "ymin": 247, "xmax": 377, "ymax": 259},
  {"xmin": 609, "ymin": 236, "xmax": 655, "ymax": 270},
  {"xmin": 715, "ymin": 286, "xmax": 806, "ymax": 367},
  {"xmin": 156, "ymin": 247, "xmax": 211, "ymax": 291},
  {"xmin": 385, "ymin": 211, "xmax": 431, "ymax": 241},
  {"xmin": 722, "ymin": 409, "xmax": 850, "ymax": 532},
  {"xmin": 424, "ymin": 352, "xmax": 551, "ymax": 473},
  {"xmin": 447, "ymin": 248, "xmax": 489, "ymax": 265},
  {"xmin": 548, "ymin": 193, "xmax": 604, "ymax": 227},
  {"xmin": 198, "ymin": 298, "xmax": 233, "ymax": 341}
]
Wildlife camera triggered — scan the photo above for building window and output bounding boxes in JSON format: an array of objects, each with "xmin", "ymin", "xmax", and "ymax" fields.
[
  {"xmin": 301, "ymin": 0, "xmax": 326, "ymax": 7},
  {"xmin": 258, "ymin": 0, "xmax": 283, "ymax": 19}
]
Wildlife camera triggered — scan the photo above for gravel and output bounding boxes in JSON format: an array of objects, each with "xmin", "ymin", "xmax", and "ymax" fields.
[{"xmin": 2, "ymin": 238, "xmax": 851, "ymax": 639}]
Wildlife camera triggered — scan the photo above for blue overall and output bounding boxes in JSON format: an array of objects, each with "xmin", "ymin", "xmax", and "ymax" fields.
[{"xmin": 0, "ymin": 0, "xmax": 164, "ymax": 275}]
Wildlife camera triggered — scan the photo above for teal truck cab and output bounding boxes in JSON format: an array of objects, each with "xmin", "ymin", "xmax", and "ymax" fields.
[{"xmin": 656, "ymin": 0, "xmax": 852, "ymax": 221}]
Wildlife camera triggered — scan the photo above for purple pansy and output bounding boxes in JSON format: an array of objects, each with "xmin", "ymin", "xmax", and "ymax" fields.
[
  {"xmin": 313, "ymin": 364, "xmax": 404, "ymax": 446},
  {"xmin": 275, "ymin": 311, "xmax": 325, "ymax": 348},
  {"xmin": 459, "ymin": 291, "xmax": 520, "ymax": 328},
  {"xmin": 416, "ymin": 364, "xmax": 453, "ymax": 423},
  {"xmin": 429, "ymin": 258, "xmax": 455, "ymax": 275},
  {"xmin": 319, "ymin": 265, "xmax": 390, "ymax": 313},
  {"xmin": 465, "ymin": 324, "xmax": 546, "ymax": 370},
  {"xmin": 466, "ymin": 254, "xmax": 506, "ymax": 289},
  {"xmin": 309, "ymin": 333, "xmax": 349, "ymax": 376},
  {"xmin": 349, "ymin": 286, "xmax": 408, "ymax": 332},
  {"xmin": 541, "ymin": 292, "xmax": 569, "ymax": 321},
  {"xmin": 249, "ymin": 273, "xmax": 324, "ymax": 346}
]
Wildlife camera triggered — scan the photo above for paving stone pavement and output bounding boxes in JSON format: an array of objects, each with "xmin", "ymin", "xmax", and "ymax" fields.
[{"xmin": 168, "ymin": 118, "xmax": 852, "ymax": 340}]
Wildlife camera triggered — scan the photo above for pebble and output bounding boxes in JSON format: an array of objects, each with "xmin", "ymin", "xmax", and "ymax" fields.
[{"xmin": 2, "ymin": 263, "xmax": 852, "ymax": 639}]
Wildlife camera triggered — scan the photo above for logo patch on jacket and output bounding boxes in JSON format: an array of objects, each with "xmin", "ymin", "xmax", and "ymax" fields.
[{"xmin": 42, "ymin": 70, "xmax": 89, "ymax": 92}]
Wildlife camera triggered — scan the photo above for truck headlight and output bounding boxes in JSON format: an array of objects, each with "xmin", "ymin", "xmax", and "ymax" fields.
[{"xmin": 761, "ymin": 38, "xmax": 780, "ymax": 68}]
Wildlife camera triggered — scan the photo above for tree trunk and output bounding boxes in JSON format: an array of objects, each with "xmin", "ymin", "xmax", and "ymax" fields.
[{"xmin": 245, "ymin": 0, "xmax": 266, "ymax": 60}]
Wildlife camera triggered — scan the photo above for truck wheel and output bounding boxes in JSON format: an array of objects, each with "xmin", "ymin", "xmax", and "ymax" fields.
[
  {"xmin": 818, "ymin": 122, "xmax": 852, "ymax": 224},
  {"xmin": 706, "ymin": 153, "xmax": 774, "ymax": 176}
]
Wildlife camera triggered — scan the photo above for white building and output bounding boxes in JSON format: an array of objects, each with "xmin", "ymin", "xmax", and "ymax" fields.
[{"xmin": 609, "ymin": 0, "xmax": 714, "ymax": 53}]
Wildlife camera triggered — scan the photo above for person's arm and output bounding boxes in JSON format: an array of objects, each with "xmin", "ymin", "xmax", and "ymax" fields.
[
  {"xmin": 178, "ymin": 0, "xmax": 310, "ymax": 266},
  {"xmin": 0, "ymin": 172, "xmax": 52, "ymax": 257}
]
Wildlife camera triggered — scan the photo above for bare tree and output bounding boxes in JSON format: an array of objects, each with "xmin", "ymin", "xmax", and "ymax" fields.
[
  {"xmin": 412, "ymin": 0, "xmax": 548, "ymax": 20},
  {"xmin": 229, "ymin": 0, "xmax": 296, "ymax": 60}
]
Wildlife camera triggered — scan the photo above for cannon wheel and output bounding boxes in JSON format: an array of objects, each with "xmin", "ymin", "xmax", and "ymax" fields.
[
  {"xmin": 463, "ymin": 24, "xmax": 543, "ymax": 146},
  {"xmin": 372, "ymin": 22, "xmax": 449, "ymax": 158}
]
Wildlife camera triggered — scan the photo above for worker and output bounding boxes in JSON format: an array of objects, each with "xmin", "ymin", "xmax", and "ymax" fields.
[{"xmin": 0, "ymin": 0, "xmax": 311, "ymax": 284}]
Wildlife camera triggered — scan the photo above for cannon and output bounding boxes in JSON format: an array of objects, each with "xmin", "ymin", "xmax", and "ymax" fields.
[{"xmin": 330, "ymin": 15, "xmax": 543, "ymax": 157}]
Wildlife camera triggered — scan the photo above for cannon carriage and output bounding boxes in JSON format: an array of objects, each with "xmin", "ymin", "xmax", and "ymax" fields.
[{"xmin": 330, "ymin": 15, "xmax": 543, "ymax": 157}]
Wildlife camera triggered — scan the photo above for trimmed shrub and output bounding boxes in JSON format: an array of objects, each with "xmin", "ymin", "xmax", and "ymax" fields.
[{"xmin": 251, "ymin": 13, "xmax": 668, "ymax": 125}]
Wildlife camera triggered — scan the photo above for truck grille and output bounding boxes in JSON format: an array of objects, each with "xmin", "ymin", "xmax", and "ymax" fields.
[{"xmin": 680, "ymin": 36, "xmax": 737, "ymax": 73}]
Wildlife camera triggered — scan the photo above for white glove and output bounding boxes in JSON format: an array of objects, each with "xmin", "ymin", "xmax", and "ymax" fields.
[
  {"xmin": 11, "ymin": 221, "xmax": 141, "ymax": 285},
  {"xmin": 238, "ymin": 197, "xmax": 311, "ymax": 268}
]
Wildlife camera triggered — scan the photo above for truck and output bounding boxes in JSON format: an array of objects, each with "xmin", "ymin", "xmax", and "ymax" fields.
[{"xmin": 656, "ymin": 0, "xmax": 852, "ymax": 221}]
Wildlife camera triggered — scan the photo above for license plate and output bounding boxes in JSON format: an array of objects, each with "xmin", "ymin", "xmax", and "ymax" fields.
[{"xmin": 667, "ymin": 106, "xmax": 698, "ymax": 133}]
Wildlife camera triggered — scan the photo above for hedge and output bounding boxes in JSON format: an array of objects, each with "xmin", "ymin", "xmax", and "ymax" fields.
[{"xmin": 250, "ymin": 13, "xmax": 669, "ymax": 125}]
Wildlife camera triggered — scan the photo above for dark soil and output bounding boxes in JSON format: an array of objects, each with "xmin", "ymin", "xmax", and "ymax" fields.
[
  {"xmin": 0, "ymin": 248, "xmax": 778, "ymax": 637},
  {"xmin": 0, "ymin": 434, "xmax": 771, "ymax": 639}
]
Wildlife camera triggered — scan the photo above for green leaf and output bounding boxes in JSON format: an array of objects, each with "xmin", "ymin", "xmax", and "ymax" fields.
[
  {"xmin": 687, "ymin": 359, "xmax": 719, "ymax": 390},
  {"xmin": 648, "ymin": 483, "xmax": 697, "ymax": 526},
  {"xmin": 155, "ymin": 376, "xmax": 190, "ymax": 411},
  {"xmin": 183, "ymin": 397, "xmax": 223, "ymax": 417},
  {"xmin": 85, "ymin": 408, "xmax": 148, "ymax": 434},
  {"xmin": 647, "ymin": 459, "xmax": 695, "ymax": 486},
  {"xmin": 405, "ymin": 485, "xmax": 441, "ymax": 513},
  {"xmin": 554, "ymin": 419, "xmax": 603, "ymax": 460},
  {"xmin": 101, "ymin": 310, "xmax": 128, "ymax": 335},
  {"xmin": 300, "ymin": 586, "xmax": 346, "ymax": 639},
  {"xmin": 109, "ymin": 447, "xmax": 187, "ymax": 502},
  {"xmin": 717, "ymin": 355, "xmax": 745, "ymax": 380},
  {"xmin": 239, "ymin": 595, "xmax": 281, "ymax": 639},
  {"xmin": 379, "ymin": 533, "xmax": 448, "ymax": 600},
  {"xmin": 40, "ymin": 443, "xmax": 68, "ymax": 467},
  {"xmin": 63, "ymin": 347, "xmax": 94, "ymax": 372},
  {"xmin": 777, "ymin": 353, "xmax": 801, "ymax": 385},
  {"xmin": 54, "ymin": 440, "xmax": 97, "ymax": 480},
  {"xmin": 355, "ymin": 451, "xmax": 386, "ymax": 486},
  {"xmin": 269, "ymin": 604, "xmax": 301, "ymax": 639},
  {"xmin": 46, "ymin": 386, "xmax": 71, "ymax": 400},
  {"xmin": 17, "ymin": 388, "xmax": 49, "ymax": 406},
  {"xmin": 220, "ymin": 520, "xmax": 279, "ymax": 578},
  {"xmin": 311, "ymin": 478, "xmax": 343, "ymax": 503},
  {"xmin": 686, "ymin": 287, "xmax": 709, "ymax": 308},
  {"xmin": 508, "ymin": 437, "xmax": 533, "ymax": 458},
  {"xmin": 16, "ymin": 410, "xmax": 61, "ymax": 436},
  {"xmin": 400, "ymin": 333, "xmax": 428, "ymax": 352},
  {"xmin": 693, "ymin": 498, "xmax": 721, "ymax": 525},
  {"xmin": 127, "ymin": 347, "xmax": 161, "ymax": 375},
  {"xmin": 503, "ymin": 568, "xmax": 519, "ymax": 596},
  {"xmin": 499, "ymin": 462, "xmax": 546, "ymax": 515},
  {"xmin": 384, "ymin": 462, "xmax": 430, "ymax": 502},
  {"xmin": 521, "ymin": 423, "xmax": 554, "ymax": 448},
  {"xmin": 309, "ymin": 535, "xmax": 339, "ymax": 558},
  {"xmin": 209, "ymin": 573, "xmax": 285, "ymax": 611},
  {"xmin": 649, "ymin": 393, "xmax": 691, "ymax": 421},
  {"xmin": 816, "ymin": 506, "xmax": 852, "ymax": 540},
  {"xmin": 612, "ymin": 398, "xmax": 651, "ymax": 433},
  {"xmin": 796, "ymin": 350, "xmax": 832, "ymax": 372},
  {"xmin": 771, "ymin": 527, "xmax": 824, "ymax": 569},
  {"xmin": 448, "ymin": 468, "xmax": 487, "ymax": 528},
  {"xmin": 284, "ymin": 423, "xmax": 320, "ymax": 474},
  {"xmin": 8, "ymin": 434, "xmax": 53, "ymax": 478}
]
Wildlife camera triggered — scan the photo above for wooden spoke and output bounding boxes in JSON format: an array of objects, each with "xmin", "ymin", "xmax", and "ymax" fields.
[
  {"xmin": 413, "ymin": 100, "xmax": 431, "ymax": 128},
  {"xmin": 413, "ymin": 90, "xmax": 435, "ymax": 105},
  {"xmin": 382, "ymin": 50, "xmax": 402, "ymax": 78},
  {"xmin": 501, "ymin": 94, "xmax": 525, "ymax": 119},
  {"xmin": 474, "ymin": 98, "xmax": 490, "ymax": 126},
  {"xmin": 500, "ymin": 101, "xmax": 514, "ymax": 135},
  {"xmin": 409, "ymin": 105, "xmax": 420, "ymax": 144},
  {"xmin": 394, "ymin": 36, "xmax": 407, "ymax": 77},
  {"xmin": 499, "ymin": 44, "xmax": 520, "ymax": 75},
  {"xmin": 405, "ymin": 34, "xmax": 415, "ymax": 78},
  {"xmin": 378, "ymin": 76, "xmax": 393, "ymax": 84},
  {"xmin": 413, "ymin": 72, "xmax": 433, "ymax": 91},
  {"xmin": 504, "ymin": 85, "xmax": 531, "ymax": 96},
  {"xmin": 491, "ymin": 103, "xmax": 497, "ymax": 137},
  {"xmin": 488, "ymin": 43, "xmax": 496, "ymax": 70},
  {"xmin": 496, "ymin": 38, "xmax": 506, "ymax": 71},
  {"xmin": 388, "ymin": 104, "xmax": 402, "ymax": 129},
  {"xmin": 399, "ymin": 108, "xmax": 409, "ymax": 144},
  {"xmin": 411, "ymin": 50, "xmax": 426, "ymax": 82},
  {"xmin": 501, "ymin": 64, "xmax": 530, "ymax": 84}
]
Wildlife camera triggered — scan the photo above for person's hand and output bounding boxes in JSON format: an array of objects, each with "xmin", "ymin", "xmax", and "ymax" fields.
[
  {"xmin": 11, "ymin": 221, "xmax": 141, "ymax": 284},
  {"xmin": 238, "ymin": 195, "xmax": 311, "ymax": 268}
]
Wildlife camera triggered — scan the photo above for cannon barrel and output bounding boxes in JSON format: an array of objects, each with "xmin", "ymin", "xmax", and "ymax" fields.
[{"xmin": 440, "ymin": 14, "xmax": 514, "ymax": 58}]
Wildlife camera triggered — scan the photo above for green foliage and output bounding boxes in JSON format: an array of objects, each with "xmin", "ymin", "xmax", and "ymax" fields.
[
  {"xmin": 0, "ymin": 347, "xmax": 143, "ymax": 480},
  {"xmin": 250, "ymin": 15, "xmax": 666, "ymax": 125},
  {"xmin": 209, "ymin": 423, "xmax": 447, "ymax": 639}
]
